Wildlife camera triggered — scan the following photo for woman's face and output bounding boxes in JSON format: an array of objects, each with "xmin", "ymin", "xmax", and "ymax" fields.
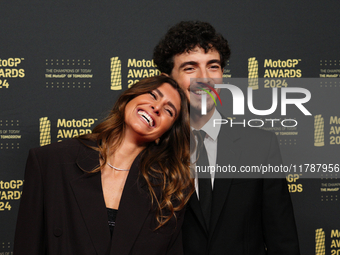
[{"xmin": 124, "ymin": 82, "xmax": 181, "ymax": 144}]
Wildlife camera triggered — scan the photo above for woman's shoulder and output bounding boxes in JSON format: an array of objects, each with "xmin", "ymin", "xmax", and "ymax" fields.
[
  {"xmin": 31, "ymin": 138, "xmax": 83, "ymax": 152},
  {"xmin": 29, "ymin": 138, "xmax": 95, "ymax": 162}
]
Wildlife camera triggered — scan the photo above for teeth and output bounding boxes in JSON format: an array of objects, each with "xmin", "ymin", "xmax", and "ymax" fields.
[
  {"xmin": 196, "ymin": 90, "xmax": 206, "ymax": 94},
  {"xmin": 194, "ymin": 90, "xmax": 210, "ymax": 95},
  {"xmin": 138, "ymin": 110, "xmax": 154, "ymax": 126}
]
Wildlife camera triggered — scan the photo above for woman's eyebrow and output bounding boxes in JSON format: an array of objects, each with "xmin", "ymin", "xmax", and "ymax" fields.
[{"xmin": 155, "ymin": 88, "xmax": 164, "ymax": 97}]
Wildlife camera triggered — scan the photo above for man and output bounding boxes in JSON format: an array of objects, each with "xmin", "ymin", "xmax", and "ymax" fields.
[{"xmin": 153, "ymin": 21, "xmax": 300, "ymax": 255}]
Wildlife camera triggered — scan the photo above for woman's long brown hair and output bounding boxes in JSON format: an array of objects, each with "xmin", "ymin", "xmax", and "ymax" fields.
[{"xmin": 79, "ymin": 76, "xmax": 193, "ymax": 229}]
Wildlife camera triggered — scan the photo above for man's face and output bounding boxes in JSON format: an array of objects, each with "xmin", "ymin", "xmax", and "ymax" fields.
[{"xmin": 170, "ymin": 46, "xmax": 223, "ymax": 114}]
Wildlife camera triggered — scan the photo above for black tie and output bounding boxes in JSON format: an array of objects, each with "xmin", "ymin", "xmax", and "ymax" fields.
[{"xmin": 195, "ymin": 130, "xmax": 213, "ymax": 229}]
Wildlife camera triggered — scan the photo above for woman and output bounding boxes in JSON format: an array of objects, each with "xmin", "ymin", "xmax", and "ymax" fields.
[{"xmin": 14, "ymin": 76, "xmax": 193, "ymax": 255}]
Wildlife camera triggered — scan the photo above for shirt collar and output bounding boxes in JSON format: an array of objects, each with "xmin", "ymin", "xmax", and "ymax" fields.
[{"xmin": 193, "ymin": 109, "xmax": 221, "ymax": 141}]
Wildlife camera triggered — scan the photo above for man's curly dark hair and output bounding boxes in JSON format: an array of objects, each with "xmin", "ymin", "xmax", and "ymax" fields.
[{"xmin": 153, "ymin": 21, "xmax": 231, "ymax": 75}]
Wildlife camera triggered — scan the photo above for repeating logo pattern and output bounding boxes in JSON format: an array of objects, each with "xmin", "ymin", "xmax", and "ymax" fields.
[
  {"xmin": 39, "ymin": 117, "xmax": 51, "ymax": 146},
  {"xmin": 110, "ymin": 57, "xmax": 122, "ymax": 90},
  {"xmin": 314, "ymin": 115, "xmax": 325, "ymax": 147},
  {"xmin": 248, "ymin": 57, "xmax": 259, "ymax": 90},
  {"xmin": 315, "ymin": 228, "xmax": 325, "ymax": 255}
]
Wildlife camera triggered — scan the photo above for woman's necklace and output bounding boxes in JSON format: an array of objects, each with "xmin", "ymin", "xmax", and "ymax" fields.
[{"xmin": 107, "ymin": 162, "xmax": 130, "ymax": 171}]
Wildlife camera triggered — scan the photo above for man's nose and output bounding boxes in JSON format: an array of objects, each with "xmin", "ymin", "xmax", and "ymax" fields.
[
  {"xmin": 196, "ymin": 70, "xmax": 213, "ymax": 87},
  {"xmin": 197, "ymin": 68, "xmax": 209, "ymax": 78}
]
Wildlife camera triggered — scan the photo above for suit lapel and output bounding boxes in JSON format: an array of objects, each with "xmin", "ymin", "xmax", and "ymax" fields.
[
  {"xmin": 188, "ymin": 191, "xmax": 209, "ymax": 235},
  {"xmin": 71, "ymin": 141, "xmax": 151, "ymax": 255},
  {"xmin": 110, "ymin": 153, "xmax": 151, "ymax": 255},
  {"xmin": 209, "ymin": 125, "xmax": 242, "ymax": 238},
  {"xmin": 70, "ymin": 140, "xmax": 111, "ymax": 255}
]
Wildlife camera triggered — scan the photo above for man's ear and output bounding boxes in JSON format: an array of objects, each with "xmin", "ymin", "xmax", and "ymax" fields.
[{"xmin": 161, "ymin": 72, "xmax": 170, "ymax": 77}]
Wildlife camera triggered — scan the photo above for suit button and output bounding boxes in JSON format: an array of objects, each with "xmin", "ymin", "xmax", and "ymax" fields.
[{"xmin": 54, "ymin": 228, "xmax": 63, "ymax": 237}]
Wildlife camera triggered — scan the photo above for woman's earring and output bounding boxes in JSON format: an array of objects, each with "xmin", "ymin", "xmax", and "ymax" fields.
[{"xmin": 155, "ymin": 138, "xmax": 160, "ymax": 145}]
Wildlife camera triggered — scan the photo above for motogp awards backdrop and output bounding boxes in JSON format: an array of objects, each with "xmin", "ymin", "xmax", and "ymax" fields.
[{"xmin": 1, "ymin": 1, "xmax": 340, "ymax": 254}]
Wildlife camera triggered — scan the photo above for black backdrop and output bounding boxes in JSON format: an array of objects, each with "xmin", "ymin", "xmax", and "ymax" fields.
[{"xmin": 1, "ymin": 1, "xmax": 340, "ymax": 254}]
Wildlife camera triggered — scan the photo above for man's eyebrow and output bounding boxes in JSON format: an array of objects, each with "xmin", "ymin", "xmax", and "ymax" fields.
[
  {"xmin": 155, "ymin": 88, "xmax": 178, "ymax": 117},
  {"xmin": 178, "ymin": 59, "xmax": 221, "ymax": 70},
  {"xmin": 178, "ymin": 61, "xmax": 198, "ymax": 69},
  {"xmin": 207, "ymin": 59, "xmax": 222, "ymax": 65}
]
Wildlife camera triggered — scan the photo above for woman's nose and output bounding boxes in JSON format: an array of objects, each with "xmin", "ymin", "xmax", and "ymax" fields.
[{"xmin": 151, "ymin": 104, "xmax": 160, "ymax": 115}]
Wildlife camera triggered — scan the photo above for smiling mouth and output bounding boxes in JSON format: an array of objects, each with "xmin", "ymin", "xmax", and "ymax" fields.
[
  {"xmin": 190, "ymin": 88, "xmax": 211, "ymax": 96},
  {"xmin": 190, "ymin": 82, "xmax": 214, "ymax": 96},
  {"xmin": 137, "ymin": 110, "xmax": 154, "ymax": 127}
]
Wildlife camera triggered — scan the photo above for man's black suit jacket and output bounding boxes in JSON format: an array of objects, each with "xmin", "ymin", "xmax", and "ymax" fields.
[
  {"xmin": 14, "ymin": 139, "xmax": 184, "ymax": 255},
  {"xmin": 183, "ymin": 125, "xmax": 300, "ymax": 255}
]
